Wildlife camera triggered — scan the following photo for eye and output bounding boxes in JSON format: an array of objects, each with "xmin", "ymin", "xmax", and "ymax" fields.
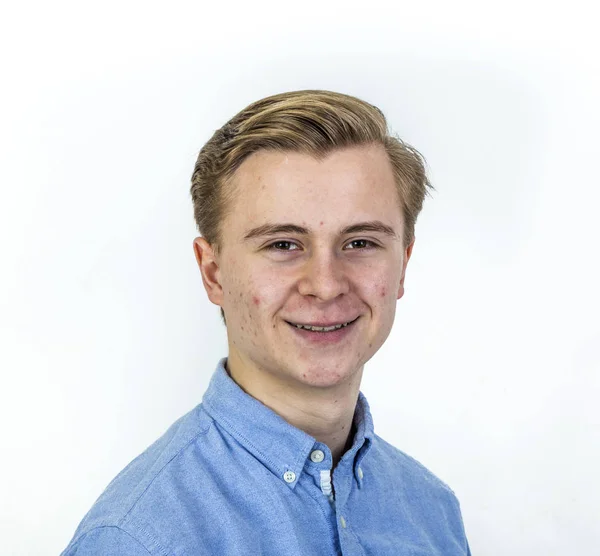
[
  {"xmin": 345, "ymin": 239, "xmax": 379, "ymax": 250},
  {"xmin": 264, "ymin": 239, "xmax": 379, "ymax": 253},
  {"xmin": 265, "ymin": 240, "xmax": 301, "ymax": 251}
]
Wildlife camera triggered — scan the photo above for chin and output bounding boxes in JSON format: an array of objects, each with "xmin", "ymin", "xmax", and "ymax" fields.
[{"xmin": 291, "ymin": 359, "xmax": 360, "ymax": 388}]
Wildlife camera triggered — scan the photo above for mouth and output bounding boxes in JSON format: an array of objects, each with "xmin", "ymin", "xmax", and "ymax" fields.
[
  {"xmin": 284, "ymin": 316, "xmax": 360, "ymax": 344},
  {"xmin": 285, "ymin": 316, "xmax": 360, "ymax": 331}
]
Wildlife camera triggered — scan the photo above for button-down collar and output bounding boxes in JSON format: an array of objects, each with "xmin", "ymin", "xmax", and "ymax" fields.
[{"xmin": 201, "ymin": 357, "xmax": 374, "ymax": 489}]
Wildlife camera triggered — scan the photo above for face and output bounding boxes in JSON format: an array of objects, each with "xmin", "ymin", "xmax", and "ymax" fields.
[{"xmin": 194, "ymin": 144, "xmax": 414, "ymax": 391}]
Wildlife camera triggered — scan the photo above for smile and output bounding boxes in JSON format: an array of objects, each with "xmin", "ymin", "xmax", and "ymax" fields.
[{"xmin": 285, "ymin": 316, "xmax": 360, "ymax": 332}]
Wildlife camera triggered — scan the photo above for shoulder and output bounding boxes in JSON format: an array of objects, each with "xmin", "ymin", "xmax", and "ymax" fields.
[
  {"xmin": 61, "ymin": 526, "xmax": 152, "ymax": 555},
  {"xmin": 364, "ymin": 434, "xmax": 470, "ymax": 552},
  {"xmin": 62, "ymin": 404, "xmax": 213, "ymax": 552},
  {"xmin": 370, "ymin": 433, "xmax": 459, "ymax": 501}
]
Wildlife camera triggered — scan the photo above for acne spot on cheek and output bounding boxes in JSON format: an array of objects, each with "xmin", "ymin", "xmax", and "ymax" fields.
[
  {"xmin": 380, "ymin": 287, "xmax": 387, "ymax": 298},
  {"xmin": 320, "ymin": 221, "xmax": 324, "ymax": 226},
  {"xmin": 252, "ymin": 296, "xmax": 260, "ymax": 306}
]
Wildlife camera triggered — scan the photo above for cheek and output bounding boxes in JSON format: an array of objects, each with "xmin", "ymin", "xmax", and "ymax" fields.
[
  {"xmin": 255, "ymin": 269, "xmax": 290, "ymax": 303},
  {"xmin": 373, "ymin": 283, "xmax": 391, "ymax": 305},
  {"xmin": 361, "ymin": 267, "xmax": 397, "ymax": 308},
  {"xmin": 243, "ymin": 290, "xmax": 262, "ymax": 322},
  {"xmin": 243, "ymin": 271, "xmax": 285, "ymax": 320},
  {"xmin": 222, "ymin": 262, "xmax": 259, "ymax": 321}
]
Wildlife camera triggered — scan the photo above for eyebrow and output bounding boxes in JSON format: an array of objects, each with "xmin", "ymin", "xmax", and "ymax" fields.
[{"xmin": 242, "ymin": 221, "xmax": 399, "ymax": 241}]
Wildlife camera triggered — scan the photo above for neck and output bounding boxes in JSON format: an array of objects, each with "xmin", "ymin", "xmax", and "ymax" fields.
[{"xmin": 225, "ymin": 353, "xmax": 362, "ymax": 470}]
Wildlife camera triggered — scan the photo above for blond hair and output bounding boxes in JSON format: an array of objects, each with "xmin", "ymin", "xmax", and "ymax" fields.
[{"xmin": 190, "ymin": 90, "xmax": 433, "ymax": 324}]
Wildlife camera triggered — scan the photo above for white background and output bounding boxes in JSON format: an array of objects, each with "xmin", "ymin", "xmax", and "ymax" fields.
[{"xmin": 1, "ymin": 1, "xmax": 599, "ymax": 554}]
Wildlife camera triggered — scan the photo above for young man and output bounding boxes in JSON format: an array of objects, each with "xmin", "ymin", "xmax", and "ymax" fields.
[{"xmin": 62, "ymin": 91, "xmax": 471, "ymax": 554}]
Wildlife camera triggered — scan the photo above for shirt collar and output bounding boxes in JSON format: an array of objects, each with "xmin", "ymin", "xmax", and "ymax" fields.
[{"xmin": 201, "ymin": 357, "xmax": 374, "ymax": 489}]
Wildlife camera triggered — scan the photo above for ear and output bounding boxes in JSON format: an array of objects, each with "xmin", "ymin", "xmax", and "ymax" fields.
[
  {"xmin": 193, "ymin": 237, "xmax": 224, "ymax": 307},
  {"xmin": 397, "ymin": 238, "xmax": 415, "ymax": 300}
]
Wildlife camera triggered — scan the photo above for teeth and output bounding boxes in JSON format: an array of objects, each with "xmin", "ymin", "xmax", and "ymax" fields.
[{"xmin": 293, "ymin": 322, "xmax": 350, "ymax": 332}]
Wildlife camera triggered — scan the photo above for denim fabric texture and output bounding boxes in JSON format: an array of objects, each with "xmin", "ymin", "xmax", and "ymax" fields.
[{"xmin": 61, "ymin": 357, "xmax": 471, "ymax": 555}]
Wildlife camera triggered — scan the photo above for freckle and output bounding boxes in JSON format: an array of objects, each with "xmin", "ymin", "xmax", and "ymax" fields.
[
  {"xmin": 369, "ymin": 343, "xmax": 372, "ymax": 348},
  {"xmin": 241, "ymin": 326, "xmax": 244, "ymax": 331}
]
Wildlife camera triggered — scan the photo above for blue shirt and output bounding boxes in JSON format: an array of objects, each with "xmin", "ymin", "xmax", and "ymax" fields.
[{"xmin": 62, "ymin": 357, "xmax": 471, "ymax": 555}]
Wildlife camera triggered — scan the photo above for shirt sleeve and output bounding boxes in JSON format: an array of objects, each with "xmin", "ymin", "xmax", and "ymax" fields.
[{"xmin": 64, "ymin": 526, "xmax": 152, "ymax": 555}]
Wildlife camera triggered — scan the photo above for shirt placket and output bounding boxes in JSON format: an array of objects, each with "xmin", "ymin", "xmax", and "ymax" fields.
[{"xmin": 331, "ymin": 458, "xmax": 367, "ymax": 556}]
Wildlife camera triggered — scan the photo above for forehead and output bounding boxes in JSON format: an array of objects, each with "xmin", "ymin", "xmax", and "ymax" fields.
[{"xmin": 225, "ymin": 144, "xmax": 402, "ymax": 235}]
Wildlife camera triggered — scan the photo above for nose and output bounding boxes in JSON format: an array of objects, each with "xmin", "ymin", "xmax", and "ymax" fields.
[{"xmin": 297, "ymin": 249, "xmax": 350, "ymax": 301}]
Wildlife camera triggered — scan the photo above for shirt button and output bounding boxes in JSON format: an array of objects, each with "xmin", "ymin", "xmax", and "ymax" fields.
[
  {"xmin": 310, "ymin": 449, "xmax": 325, "ymax": 463},
  {"xmin": 340, "ymin": 516, "xmax": 347, "ymax": 529},
  {"xmin": 283, "ymin": 471, "xmax": 296, "ymax": 483},
  {"xmin": 358, "ymin": 467, "xmax": 363, "ymax": 479}
]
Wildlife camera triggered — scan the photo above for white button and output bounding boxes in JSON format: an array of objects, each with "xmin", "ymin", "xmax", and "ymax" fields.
[
  {"xmin": 283, "ymin": 471, "xmax": 296, "ymax": 483},
  {"xmin": 310, "ymin": 449, "xmax": 325, "ymax": 463},
  {"xmin": 340, "ymin": 516, "xmax": 347, "ymax": 529},
  {"xmin": 358, "ymin": 467, "xmax": 363, "ymax": 479}
]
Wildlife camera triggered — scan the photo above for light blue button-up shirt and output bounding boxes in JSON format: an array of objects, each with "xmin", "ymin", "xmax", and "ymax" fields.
[{"xmin": 61, "ymin": 358, "xmax": 471, "ymax": 555}]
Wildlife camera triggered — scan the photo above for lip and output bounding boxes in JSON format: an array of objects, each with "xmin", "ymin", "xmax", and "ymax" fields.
[
  {"xmin": 285, "ymin": 316, "xmax": 360, "ymax": 345},
  {"xmin": 285, "ymin": 316, "xmax": 360, "ymax": 327}
]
